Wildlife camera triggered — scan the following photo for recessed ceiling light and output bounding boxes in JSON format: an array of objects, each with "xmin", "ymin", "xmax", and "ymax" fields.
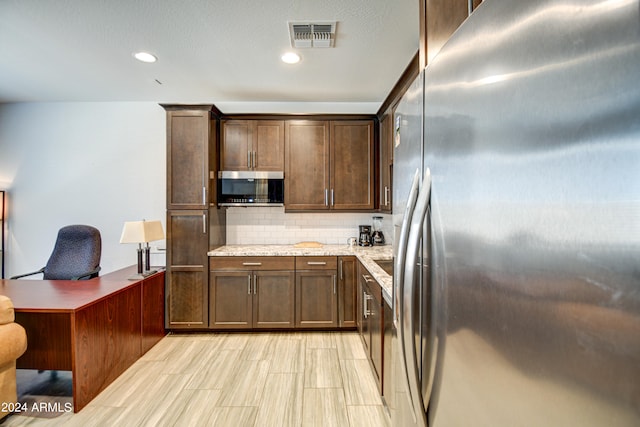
[
  {"xmin": 133, "ymin": 52, "xmax": 157, "ymax": 63},
  {"xmin": 281, "ymin": 52, "xmax": 301, "ymax": 64}
]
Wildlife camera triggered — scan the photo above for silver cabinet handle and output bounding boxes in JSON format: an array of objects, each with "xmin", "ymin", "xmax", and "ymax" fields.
[
  {"xmin": 242, "ymin": 262, "xmax": 263, "ymax": 266},
  {"xmin": 247, "ymin": 150, "xmax": 251, "ymax": 168},
  {"xmin": 363, "ymin": 291, "xmax": 372, "ymax": 318},
  {"xmin": 324, "ymin": 189, "xmax": 328, "ymax": 206},
  {"xmin": 253, "ymin": 151, "xmax": 257, "ymax": 169},
  {"xmin": 253, "ymin": 274, "xmax": 257, "ymax": 294},
  {"xmin": 307, "ymin": 261, "xmax": 327, "ymax": 266},
  {"xmin": 333, "ymin": 275, "xmax": 337, "ymax": 295},
  {"xmin": 202, "ymin": 214, "xmax": 207, "ymax": 234},
  {"xmin": 203, "ymin": 186, "xmax": 207, "ymax": 205},
  {"xmin": 339, "ymin": 259, "xmax": 343, "ymax": 280},
  {"xmin": 331, "ymin": 189, "xmax": 334, "ymax": 206},
  {"xmin": 363, "ymin": 290, "xmax": 368, "ymax": 319},
  {"xmin": 247, "ymin": 274, "xmax": 252, "ymax": 294},
  {"xmin": 384, "ymin": 186, "xmax": 390, "ymax": 207}
]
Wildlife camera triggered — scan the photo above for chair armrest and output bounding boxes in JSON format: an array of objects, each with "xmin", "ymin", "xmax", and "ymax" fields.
[
  {"xmin": 9, "ymin": 268, "xmax": 45, "ymax": 280},
  {"xmin": 0, "ymin": 323, "xmax": 28, "ymax": 366},
  {"xmin": 73, "ymin": 266, "xmax": 101, "ymax": 281}
]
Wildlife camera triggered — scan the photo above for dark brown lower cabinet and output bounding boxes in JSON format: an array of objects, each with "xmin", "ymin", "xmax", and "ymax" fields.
[
  {"xmin": 295, "ymin": 257, "xmax": 338, "ymax": 328},
  {"xmin": 209, "ymin": 257, "xmax": 295, "ymax": 329},
  {"xmin": 166, "ymin": 210, "xmax": 209, "ymax": 329},
  {"xmin": 209, "ymin": 271, "xmax": 252, "ymax": 328},
  {"xmin": 209, "ymin": 270, "xmax": 295, "ymax": 329},
  {"xmin": 207, "ymin": 255, "xmax": 363, "ymax": 331},
  {"xmin": 382, "ymin": 299, "xmax": 394, "ymax": 406},
  {"xmin": 338, "ymin": 256, "xmax": 358, "ymax": 328},
  {"xmin": 358, "ymin": 261, "xmax": 384, "ymax": 391}
]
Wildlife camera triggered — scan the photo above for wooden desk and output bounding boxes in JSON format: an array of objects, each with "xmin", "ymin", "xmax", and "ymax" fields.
[{"xmin": 0, "ymin": 266, "xmax": 165, "ymax": 412}]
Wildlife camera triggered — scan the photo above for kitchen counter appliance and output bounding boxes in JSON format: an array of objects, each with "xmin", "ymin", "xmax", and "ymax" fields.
[
  {"xmin": 358, "ymin": 225, "xmax": 372, "ymax": 247},
  {"xmin": 371, "ymin": 216, "xmax": 385, "ymax": 245},
  {"xmin": 217, "ymin": 171, "xmax": 284, "ymax": 207}
]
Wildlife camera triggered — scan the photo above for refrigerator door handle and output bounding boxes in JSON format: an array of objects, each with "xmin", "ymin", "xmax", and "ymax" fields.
[
  {"xmin": 401, "ymin": 168, "xmax": 432, "ymax": 426},
  {"xmin": 395, "ymin": 169, "xmax": 421, "ymax": 422},
  {"xmin": 395, "ymin": 169, "xmax": 421, "ymax": 324}
]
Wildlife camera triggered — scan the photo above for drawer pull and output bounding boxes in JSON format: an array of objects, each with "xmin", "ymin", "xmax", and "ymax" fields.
[
  {"xmin": 307, "ymin": 261, "xmax": 327, "ymax": 266},
  {"xmin": 363, "ymin": 274, "xmax": 374, "ymax": 283},
  {"xmin": 242, "ymin": 262, "xmax": 263, "ymax": 266}
]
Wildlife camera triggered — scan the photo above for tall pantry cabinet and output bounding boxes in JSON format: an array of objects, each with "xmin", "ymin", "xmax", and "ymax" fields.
[{"xmin": 163, "ymin": 105, "xmax": 226, "ymax": 329}]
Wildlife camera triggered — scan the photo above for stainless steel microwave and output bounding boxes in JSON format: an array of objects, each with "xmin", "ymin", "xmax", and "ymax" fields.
[{"xmin": 217, "ymin": 171, "xmax": 284, "ymax": 206}]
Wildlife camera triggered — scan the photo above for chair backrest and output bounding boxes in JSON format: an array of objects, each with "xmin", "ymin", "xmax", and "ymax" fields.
[{"xmin": 43, "ymin": 225, "xmax": 102, "ymax": 280}]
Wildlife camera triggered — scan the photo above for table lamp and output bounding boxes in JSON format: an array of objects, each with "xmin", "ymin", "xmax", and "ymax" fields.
[{"xmin": 119, "ymin": 220, "xmax": 165, "ymax": 279}]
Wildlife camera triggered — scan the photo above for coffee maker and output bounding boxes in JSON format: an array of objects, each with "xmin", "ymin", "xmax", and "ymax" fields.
[
  {"xmin": 372, "ymin": 216, "xmax": 385, "ymax": 245},
  {"xmin": 358, "ymin": 225, "xmax": 372, "ymax": 247}
]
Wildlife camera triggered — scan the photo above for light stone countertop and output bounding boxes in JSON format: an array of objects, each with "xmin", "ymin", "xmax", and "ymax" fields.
[{"xmin": 208, "ymin": 244, "xmax": 393, "ymax": 305}]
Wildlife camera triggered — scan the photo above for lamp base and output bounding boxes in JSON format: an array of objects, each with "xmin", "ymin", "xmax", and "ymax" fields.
[{"xmin": 127, "ymin": 270, "xmax": 158, "ymax": 281}]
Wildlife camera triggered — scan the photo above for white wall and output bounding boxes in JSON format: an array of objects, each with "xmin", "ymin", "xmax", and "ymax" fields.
[{"xmin": 0, "ymin": 102, "xmax": 166, "ymax": 277}]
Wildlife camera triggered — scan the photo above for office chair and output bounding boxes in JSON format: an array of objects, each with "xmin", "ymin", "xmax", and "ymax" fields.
[{"xmin": 10, "ymin": 224, "xmax": 102, "ymax": 280}]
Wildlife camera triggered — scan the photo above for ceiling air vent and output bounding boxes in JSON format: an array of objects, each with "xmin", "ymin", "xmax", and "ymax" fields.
[{"xmin": 288, "ymin": 22, "xmax": 336, "ymax": 48}]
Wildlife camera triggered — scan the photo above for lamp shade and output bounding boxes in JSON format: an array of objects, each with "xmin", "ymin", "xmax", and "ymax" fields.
[{"xmin": 119, "ymin": 220, "xmax": 164, "ymax": 244}]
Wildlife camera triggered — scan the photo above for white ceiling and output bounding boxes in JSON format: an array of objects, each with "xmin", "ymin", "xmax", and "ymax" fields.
[{"xmin": 0, "ymin": 0, "xmax": 419, "ymax": 113}]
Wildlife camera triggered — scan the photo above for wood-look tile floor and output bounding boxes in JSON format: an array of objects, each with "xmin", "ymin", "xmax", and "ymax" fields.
[{"xmin": 3, "ymin": 331, "xmax": 391, "ymax": 427}]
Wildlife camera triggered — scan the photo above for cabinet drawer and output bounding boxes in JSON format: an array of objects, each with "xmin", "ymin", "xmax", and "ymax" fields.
[
  {"xmin": 210, "ymin": 256, "xmax": 295, "ymax": 271},
  {"xmin": 295, "ymin": 256, "xmax": 337, "ymax": 270}
]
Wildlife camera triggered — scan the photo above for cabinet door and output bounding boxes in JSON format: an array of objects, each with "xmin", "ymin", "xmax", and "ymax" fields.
[
  {"xmin": 379, "ymin": 112, "xmax": 393, "ymax": 212},
  {"xmin": 254, "ymin": 270, "xmax": 295, "ymax": 328},
  {"xmin": 330, "ymin": 120, "xmax": 375, "ymax": 210},
  {"xmin": 167, "ymin": 110, "xmax": 210, "ymax": 209},
  {"xmin": 221, "ymin": 120, "xmax": 252, "ymax": 171},
  {"xmin": 254, "ymin": 121, "xmax": 285, "ymax": 171},
  {"xmin": 383, "ymin": 300, "xmax": 394, "ymax": 404},
  {"xmin": 285, "ymin": 121, "xmax": 330, "ymax": 210},
  {"xmin": 295, "ymin": 270, "xmax": 338, "ymax": 328},
  {"xmin": 338, "ymin": 256, "xmax": 358, "ymax": 328},
  {"xmin": 166, "ymin": 210, "xmax": 209, "ymax": 328},
  {"xmin": 370, "ymin": 291, "xmax": 383, "ymax": 387},
  {"xmin": 421, "ymin": 0, "xmax": 471, "ymax": 67},
  {"xmin": 209, "ymin": 271, "xmax": 253, "ymax": 329}
]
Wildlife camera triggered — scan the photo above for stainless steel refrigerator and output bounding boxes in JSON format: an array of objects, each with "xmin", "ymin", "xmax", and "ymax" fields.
[{"xmin": 392, "ymin": 0, "xmax": 640, "ymax": 426}]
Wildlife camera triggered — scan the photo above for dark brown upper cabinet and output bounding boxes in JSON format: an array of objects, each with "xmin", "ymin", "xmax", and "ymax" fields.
[
  {"xmin": 221, "ymin": 120, "xmax": 285, "ymax": 171},
  {"xmin": 285, "ymin": 119, "xmax": 374, "ymax": 212},
  {"xmin": 379, "ymin": 111, "xmax": 393, "ymax": 213},
  {"xmin": 166, "ymin": 109, "xmax": 212, "ymax": 209},
  {"xmin": 419, "ymin": 0, "xmax": 481, "ymax": 69}
]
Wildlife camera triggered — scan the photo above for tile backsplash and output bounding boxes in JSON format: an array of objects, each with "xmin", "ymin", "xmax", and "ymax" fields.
[{"xmin": 225, "ymin": 207, "xmax": 393, "ymax": 246}]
